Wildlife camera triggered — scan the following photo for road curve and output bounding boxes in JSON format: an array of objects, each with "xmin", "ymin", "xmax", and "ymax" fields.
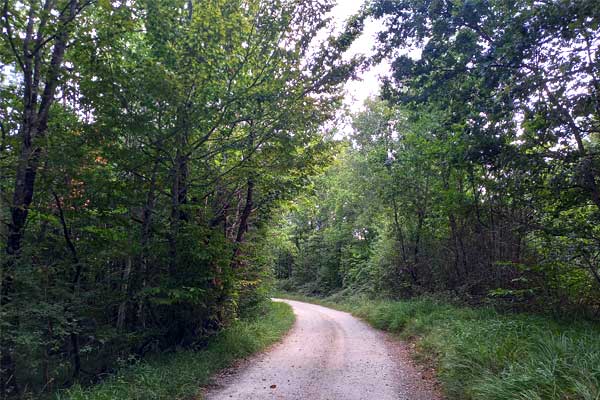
[{"xmin": 204, "ymin": 299, "xmax": 440, "ymax": 400}]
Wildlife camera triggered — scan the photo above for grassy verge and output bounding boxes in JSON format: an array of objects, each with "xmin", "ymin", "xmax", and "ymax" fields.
[
  {"xmin": 275, "ymin": 292, "xmax": 600, "ymax": 400},
  {"xmin": 58, "ymin": 301, "xmax": 294, "ymax": 400}
]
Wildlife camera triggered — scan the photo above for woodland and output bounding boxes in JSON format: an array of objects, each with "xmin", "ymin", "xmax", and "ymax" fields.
[{"xmin": 0, "ymin": 0, "xmax": 599, "ymax": 398}]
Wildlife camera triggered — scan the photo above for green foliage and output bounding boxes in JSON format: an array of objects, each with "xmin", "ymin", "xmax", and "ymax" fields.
[
  {"xmin": 59, "ymin": 301, "xmax": 294, "ymax": 400},
  {"xmin": 0, "ymin": 0, "xmax": 357, "ymax": 396},
  {"xmin": 364, "ymin": 0, "xmax": 600, "ymax": 305},
  {"xmin": 273, "ymin": 93, "xmax": 600, "ymax": 312}
]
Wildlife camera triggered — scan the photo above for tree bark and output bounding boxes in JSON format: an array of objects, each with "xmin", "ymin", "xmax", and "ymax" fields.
[{"xmin": 231, "ymin": 178, "xmax": 254, "ymax": 268}]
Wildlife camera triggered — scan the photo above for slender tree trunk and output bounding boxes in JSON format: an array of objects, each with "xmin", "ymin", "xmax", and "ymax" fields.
[
  {"xmin": 442, "ymin": 169, "xmax": 467, "ymax": 281},
  {"xmin": 391, "ymin": 196, "xmax": 407, "ymax": 264},
  {"xmin": 231, "ymin": 178, "xmax": 254, "ymax": 268},
  {"xmin": 117, "ymin": 256, "xmax": 132, "ymax": 330},
  {"xmin": 391, "ymin": 195, "xmax": 414, "ymax": 286},
  {"xmin": 448, "ymin": 214, "xmax": 465, "ymax": 280},
  {"xmin": 168, "ymin": 149, "xmax": 189, "ymax": 276},
  {"xmin": 52, "ymin": 191, "xmax": 82, "ymax": 380},
  {"xmin": 407, "ymin": 209, "xmax": 424, "ymax": 285},
  {"xmin": 138, "ymin": 160, "xmax": 159, "ymax": 328},
  {"xmin": 230, "ymin": 125, "xmax": 256, "ymax": 269}
]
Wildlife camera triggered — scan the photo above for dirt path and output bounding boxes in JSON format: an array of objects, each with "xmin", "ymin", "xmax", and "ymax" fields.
[{"xmin": 204, "ymin": 299, "xmax": 441, "ymax": 400}]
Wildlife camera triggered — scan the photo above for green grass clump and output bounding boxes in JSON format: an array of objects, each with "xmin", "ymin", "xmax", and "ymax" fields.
[
  {"xmin": 276, "ymin": 292, "xmax": 600, "ymax": 400},
  {"xmin": 59, "ymin": 301, "xmax": 294, "ymax": 400}
]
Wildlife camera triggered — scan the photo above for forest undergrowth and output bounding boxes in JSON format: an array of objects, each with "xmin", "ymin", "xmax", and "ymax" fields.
[{"xmin": 57, "ymin": 301, "xmax": 294, "ymax": 400}]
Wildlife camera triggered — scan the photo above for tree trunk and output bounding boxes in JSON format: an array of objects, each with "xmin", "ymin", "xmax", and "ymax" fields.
[
  {"xmin": 168, "ymin": 148, "xmax": 189, "ymax": 276},
  {"xmin": 448, "ymin": 214, "xmax": 468, "ymax": 278},
  {"xmin": 117, "ymin": 256, "xmax": 132, "ymax": 330},
  {"xmin": 138, "ymin": 160, "xmax": 159, "ymax": 328},
  {"xmin": 231, "ymin": 178, "xmax": 254, "ymax": 268},
  {"xmin": 410, "ymin": 209, "xmax": 424, "ymax": 285},
  {"xmin": 52, "ymin": 191, "xmax": 82, "ymax": 380},
  {"xmin": 391, "ymin": 196, "xmax": 408, "ymax": 264}
]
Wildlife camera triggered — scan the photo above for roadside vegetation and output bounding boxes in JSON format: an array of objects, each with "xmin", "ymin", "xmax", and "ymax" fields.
[
  {"xmin": 0, "ymin": 1, "xmax": 357, "ymax": 397},
  {"xmin": 2, "ymin": 0, "xmax": 599, "ymax": 398},
  {"xmin": 277, "ymin": 292, "xmax": 600, "ymax": 400},
  {"xmin": 58, "ymin": 301, "xmax": 293, "ymax": 400}
]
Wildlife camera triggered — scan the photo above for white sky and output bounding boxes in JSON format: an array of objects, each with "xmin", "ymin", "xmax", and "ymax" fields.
[{"xmin": 329, "ymin": 0, "xmax": 391, "ymax": 113}]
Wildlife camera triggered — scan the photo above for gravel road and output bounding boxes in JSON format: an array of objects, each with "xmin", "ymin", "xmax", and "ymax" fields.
[{"xmin": 204, "ymin": 299, "xmax": 441, "ymax": 400}]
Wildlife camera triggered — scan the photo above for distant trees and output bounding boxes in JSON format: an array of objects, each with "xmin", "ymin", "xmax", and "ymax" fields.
[
  {"xmin": 274, "ymin": 0, "xmax": 600, "ymax": 312},
  {"xmin": 277, "ymin": 92, "xmax": 600, "ymax": 312},
  {"xmin": 0, "ymin": 0, "xmax": 358, "ymax": 396}
]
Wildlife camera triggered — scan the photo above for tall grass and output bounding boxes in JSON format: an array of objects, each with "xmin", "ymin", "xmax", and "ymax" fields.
[
  {"xmin": 277, "ymin": 292, "xmax": 600, "ymax": 400},
  {"xmin": 59, "ymin": 301, "xmax": 294, "ymax": 400}
]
